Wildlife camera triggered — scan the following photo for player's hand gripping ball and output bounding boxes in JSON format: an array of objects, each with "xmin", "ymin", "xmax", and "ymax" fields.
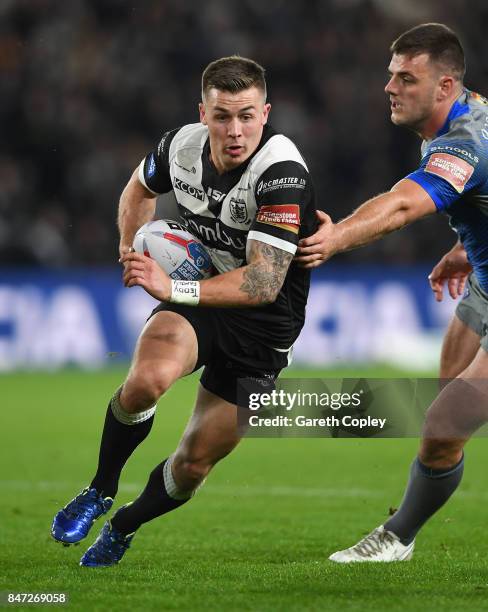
[{"xmin": 133, "ymin": 219, "xmax": 213, "ymax": 280}]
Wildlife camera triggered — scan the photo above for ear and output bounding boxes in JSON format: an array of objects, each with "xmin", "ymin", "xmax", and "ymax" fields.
[
  {"xmin": 199, "ymin": 102, "xmax": 207, "ymax": 125},
  {"xmin": 437, "ymin": 76, "xmax": 455, "ymax": 101},
  {"xmin": 262, "ymin": 103, "xmax": 271, "ymax": 125}
]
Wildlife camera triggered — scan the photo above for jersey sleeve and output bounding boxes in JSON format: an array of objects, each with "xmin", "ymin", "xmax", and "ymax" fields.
[
  {"xmin": 248, "ymin": 161, "xmax": 311, "ymax": 255},
  {"xmin": 406, "ymin": 138, "xmax": 488, "ymax": 211},
  {"xmin": 137, "ymin": 128, "xmax": 180, "ymax": 195}
]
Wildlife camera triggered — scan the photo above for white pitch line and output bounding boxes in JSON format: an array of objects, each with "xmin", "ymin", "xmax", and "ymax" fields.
[
  {"xmin": 0, "ymin": 479, "xmax": 381, "ymax": 498},
  {"xmin": 0, "ymin": 479, "xmax": 484, "ymax": 499}
]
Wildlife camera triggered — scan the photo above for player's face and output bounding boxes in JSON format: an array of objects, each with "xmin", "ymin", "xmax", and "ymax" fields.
[
  {"xmin": 385, "ymin": 53, "xmax": 443, "ymax": 133},
  {"xmin": 199, "ymin": 86, "xmax": 271, "ymax": 174}
]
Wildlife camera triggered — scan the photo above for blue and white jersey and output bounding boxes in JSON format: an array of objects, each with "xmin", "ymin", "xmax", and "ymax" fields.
[{"xmin": 407, "ymin": 90, "xmax": 488, "ymax": 291}]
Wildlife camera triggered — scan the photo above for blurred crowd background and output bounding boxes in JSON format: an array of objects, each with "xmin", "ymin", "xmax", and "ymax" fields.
[{"xmin": 2, "ymin": 0, "xmax": 488, "ymax": 267}]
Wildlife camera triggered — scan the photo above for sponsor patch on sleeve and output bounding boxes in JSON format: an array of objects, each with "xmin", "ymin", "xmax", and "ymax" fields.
[
  {"xmin": 256, "ymin": 204, "xmax": 300, "ymax": 234},
  {"xmin": 425, "ymin": 153, "xmax": 474, "ymax": 193}
]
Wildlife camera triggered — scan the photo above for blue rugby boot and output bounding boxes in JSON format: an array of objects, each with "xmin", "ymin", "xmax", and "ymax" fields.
[
  {"xmin": 80, "ymin": 521, "xmax": 134, "ymax": 567},
  {"xmin": 51, "ymin": 487, "xmax": 113, "ymax": 545}
]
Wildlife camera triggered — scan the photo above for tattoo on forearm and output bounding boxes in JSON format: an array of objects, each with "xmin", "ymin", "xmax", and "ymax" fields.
[{"xmin": 240, "ymin": 242, "xmax": 293, "ymax": 303}]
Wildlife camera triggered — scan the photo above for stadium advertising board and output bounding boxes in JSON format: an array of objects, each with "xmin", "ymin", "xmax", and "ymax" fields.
[{"xmin": 0, "ymin": 266, "xmax": 457, "ymax": 371}]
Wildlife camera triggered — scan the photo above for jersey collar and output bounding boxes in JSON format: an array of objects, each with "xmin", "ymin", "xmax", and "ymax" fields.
[{"xmin": 436, "ymin": 90, "xmax": 470, "ymax": 137}]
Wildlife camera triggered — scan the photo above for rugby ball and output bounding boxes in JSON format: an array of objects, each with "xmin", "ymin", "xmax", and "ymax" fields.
[{"xmin": 133, "ymin": 219, "xmax": 213, "ymax": 280}]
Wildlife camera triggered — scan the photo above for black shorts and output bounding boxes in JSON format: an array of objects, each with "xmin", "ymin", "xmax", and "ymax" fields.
[{"xmin": 150, "ymin": 303, "xmax": 289, "ymax": 404}]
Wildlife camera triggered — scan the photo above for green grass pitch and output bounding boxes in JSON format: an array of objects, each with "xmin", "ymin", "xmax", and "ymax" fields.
[{"xmin": 2, "ymin": 367, "xmax": 488, "ymax": 611}]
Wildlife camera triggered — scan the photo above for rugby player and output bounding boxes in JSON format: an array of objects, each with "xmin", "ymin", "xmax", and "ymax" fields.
[
  {"xmin": 296, "ymin": 23, "xmax": 488, "ymax": 562},
  {"xmin": 51, "ymin": 56, "xmax": 317, "ymax": 566}
]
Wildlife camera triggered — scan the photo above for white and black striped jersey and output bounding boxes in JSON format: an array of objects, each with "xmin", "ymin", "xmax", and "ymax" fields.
[{"xmin": 138, "ymin": 123, "xmax": 317, "ymax": 350}]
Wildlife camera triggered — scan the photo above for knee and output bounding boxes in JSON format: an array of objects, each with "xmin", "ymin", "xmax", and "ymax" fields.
[
  {"xmin": 122, "ymin": 365, "xmax": 180, "ymax": 413},
  {"xmin": 419, "ymin": 438, "xmax": 464, "ymax": 469}
]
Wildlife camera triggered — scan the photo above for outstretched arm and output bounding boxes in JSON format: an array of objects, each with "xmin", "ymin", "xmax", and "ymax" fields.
[
  {"xmin": 296, "ymin": 179, "xmax": 437, "ymax": 268},
  {"xmin": 121, "ymin": 238, "xmax": 293, "ymax": 307}
]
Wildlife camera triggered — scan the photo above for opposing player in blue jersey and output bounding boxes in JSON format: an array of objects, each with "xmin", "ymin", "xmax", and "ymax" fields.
[
  {"xmin": 51, "ymin": 56, "xmax": 317, "ymax": 567},
  {"xmin": 297, "ymin": 23, "xmax": 488, "ymax": 561}
]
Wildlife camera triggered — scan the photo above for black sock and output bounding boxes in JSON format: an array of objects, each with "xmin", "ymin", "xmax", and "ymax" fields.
[
  {"xmin": 111, "ymin": 460, "xmax": 190, "ymax": 535},
  {"xmin": 384, "ymin": 455, "xmax": 464, "ymax": 545},
  {"xmin": 90, "ymin": 403, "xmax": 155, "ymax": 498}
]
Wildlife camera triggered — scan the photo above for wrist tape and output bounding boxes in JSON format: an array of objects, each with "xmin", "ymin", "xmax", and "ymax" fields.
[{"xmin": 170, "ymin": 280, "xmax": 200, "ymax": 305}]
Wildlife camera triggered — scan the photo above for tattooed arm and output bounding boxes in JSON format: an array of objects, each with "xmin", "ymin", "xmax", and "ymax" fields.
[
  {"xmin": 239, "ymin": 241, "xmax": 293, "ymax": 304},
  {"xmin": 195, "ymin": 239, "xmax": 293, "ymax": 307},
  {"xmin": 121, "ymin": 238, "xmax": 294, "ymax": 307}
]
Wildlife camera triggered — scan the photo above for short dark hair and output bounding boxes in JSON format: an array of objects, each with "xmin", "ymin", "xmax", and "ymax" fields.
[
  {"xmin": 202, "ymin": 55, "xmax": 267, "ymax": 100},
  {"xmin": 391, "ymin": 23, "xmax": 465, "ymax": 81}
]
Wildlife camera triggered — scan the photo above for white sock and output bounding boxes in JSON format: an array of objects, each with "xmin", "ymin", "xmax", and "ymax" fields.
[
  {"xmin": 163, "ymin": 455, "xmax": 202, "ymax": 500},
  {"xmin": 110, "ymin": 386, "xmax": 156, "ymax": 425}
]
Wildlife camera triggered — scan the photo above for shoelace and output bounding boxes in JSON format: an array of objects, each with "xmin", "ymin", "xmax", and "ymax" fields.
[
  {"xmin": 89, "ymin": 528, "xmax": 131, "ymax": 562},
  {"xmin": 66, "ymin": 491, "xmax": 104, "ymax": 520},
  {"xmin": 352, "ymin": 528, "xmax": 396, "ymax": 558}
]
